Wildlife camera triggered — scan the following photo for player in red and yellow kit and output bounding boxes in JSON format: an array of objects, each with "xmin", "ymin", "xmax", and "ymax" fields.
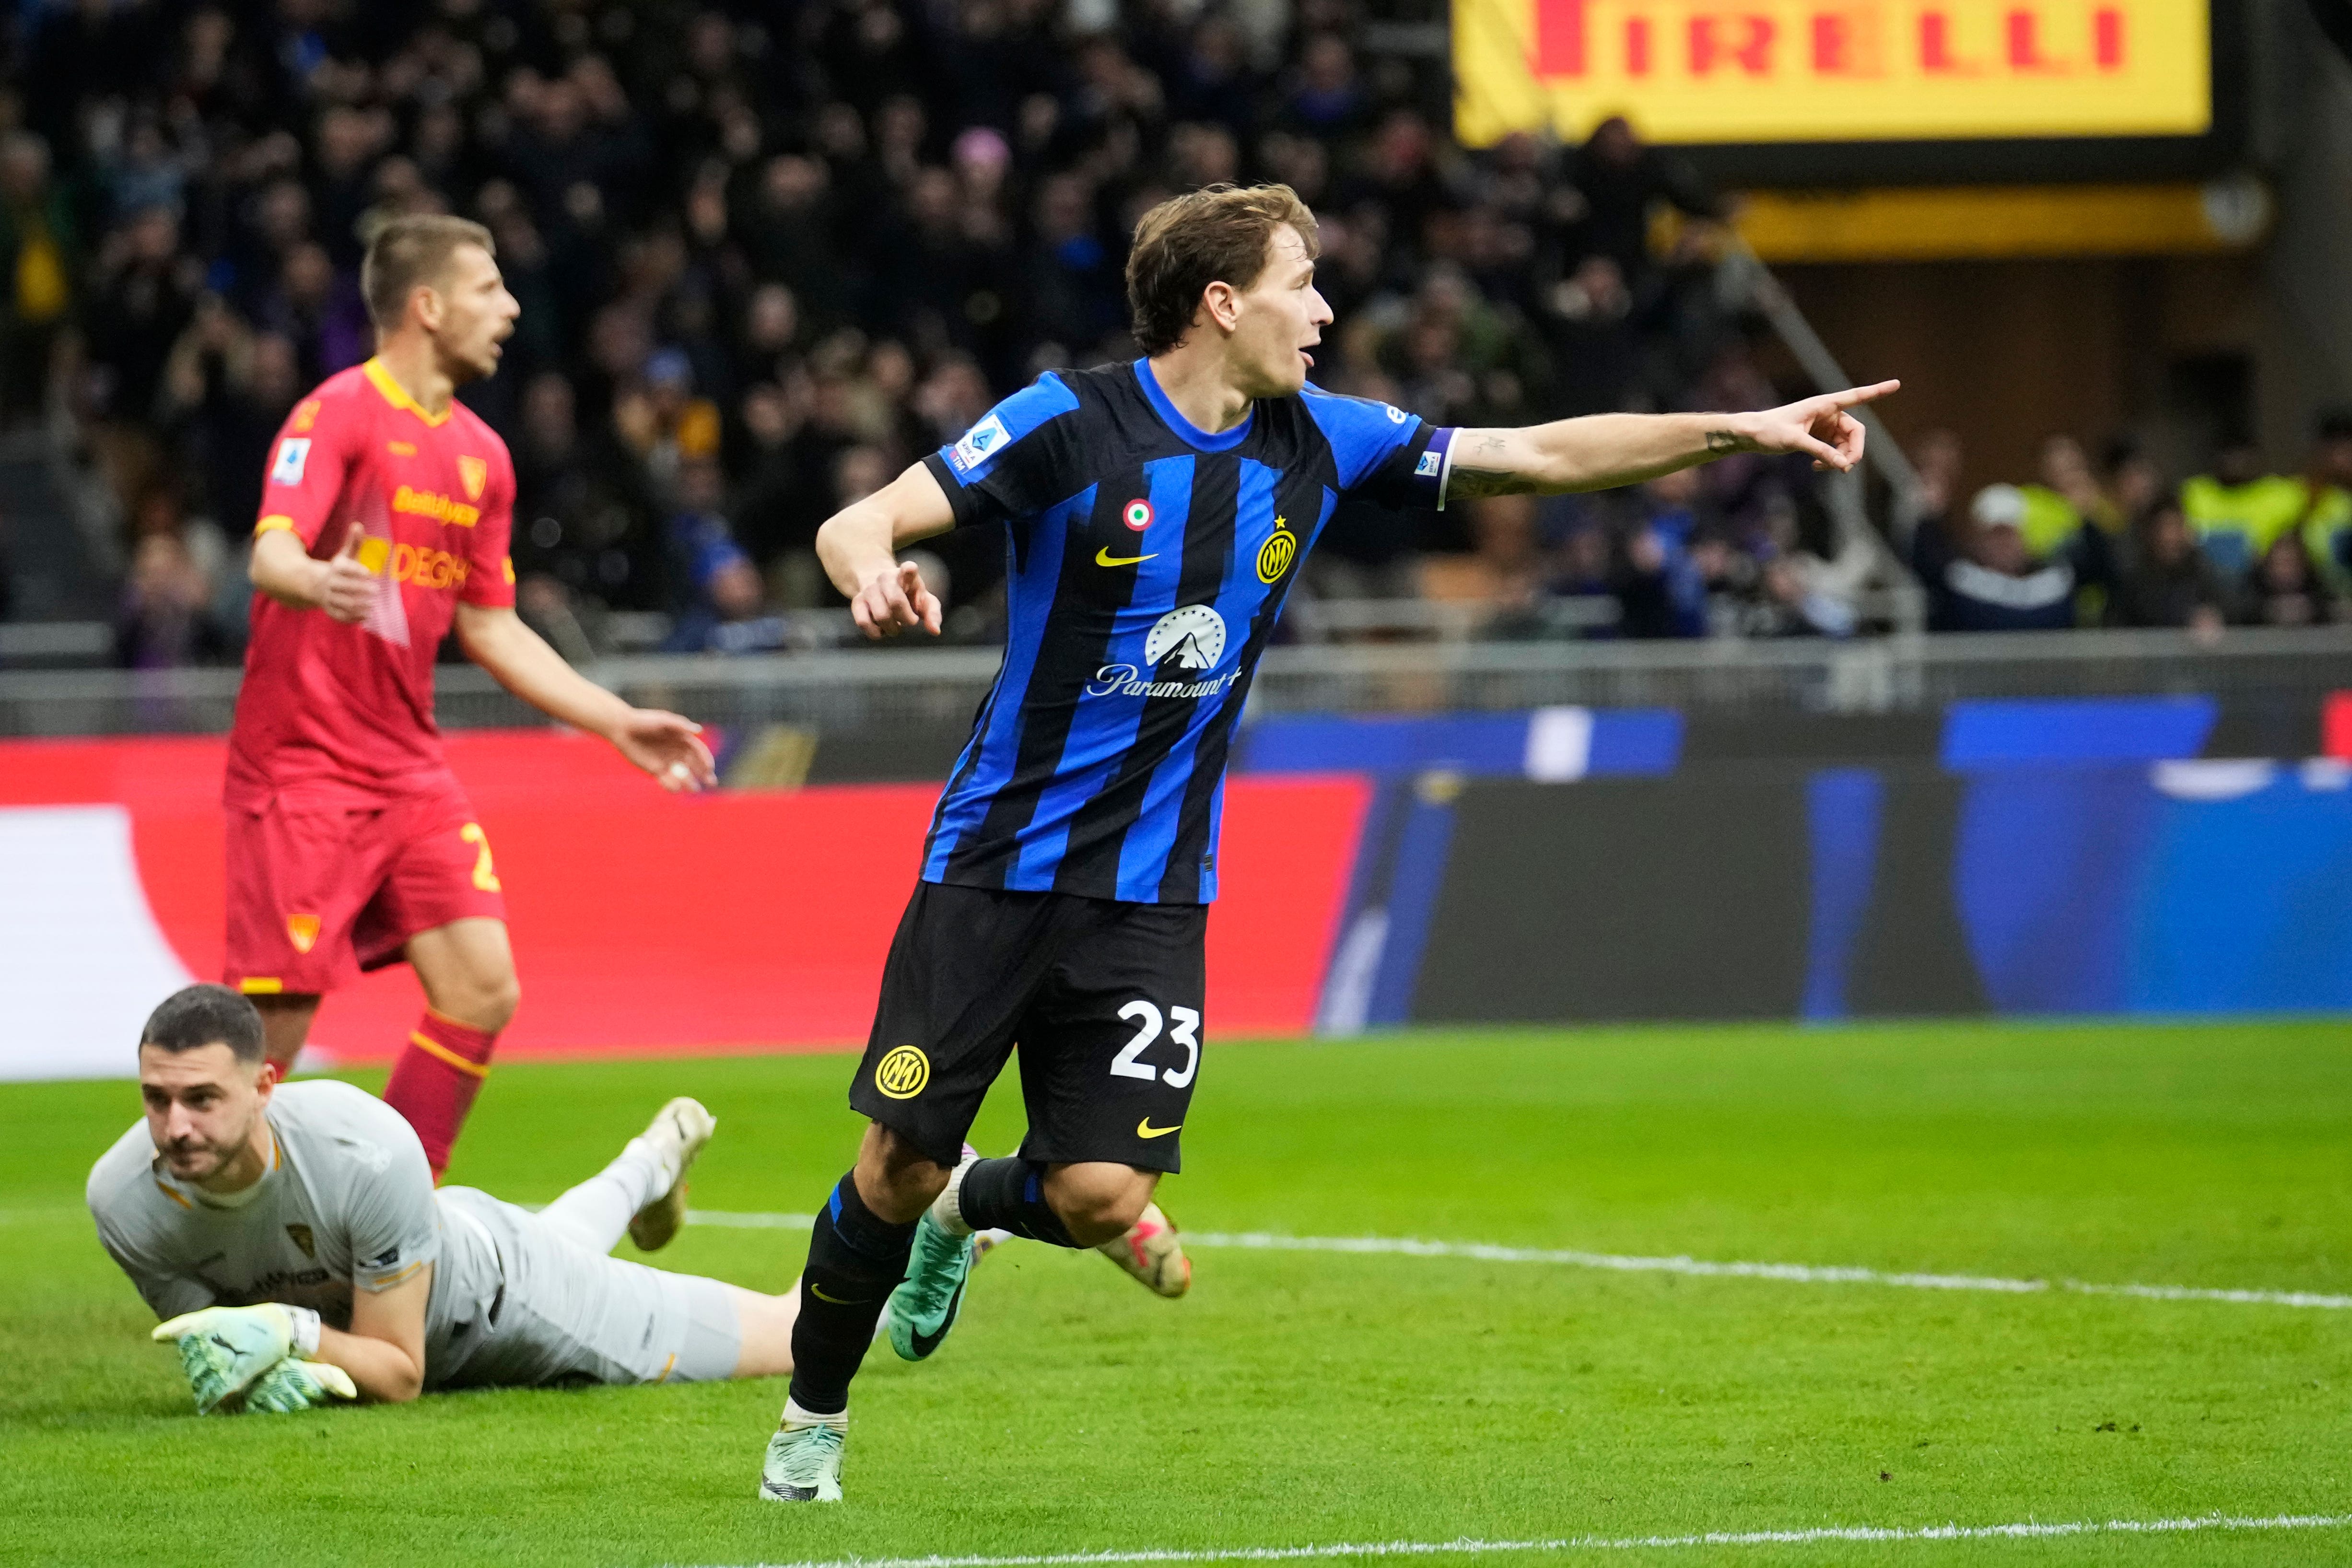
[{"xmin": 230, "ymin": 214, "xmax": 717, "ymax": 1176}]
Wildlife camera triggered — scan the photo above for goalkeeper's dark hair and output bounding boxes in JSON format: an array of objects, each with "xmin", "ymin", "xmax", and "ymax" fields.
[
  {"xmin": 1125, "ymin": 183, "xmax": 1319, "ymax": 356},
  {"xmin": 141, "ymin": 984, "xmax": 266, "ymax": 1064}
]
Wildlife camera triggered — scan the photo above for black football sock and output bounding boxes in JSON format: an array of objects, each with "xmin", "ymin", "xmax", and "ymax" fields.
[
  {"xmin": 786, "ymin": 1173, "xmax": 918, "ymax": 1415},
  {"xmin": 955, "ymin": 1157, "xmax": 1082, "ymax": 1249}
]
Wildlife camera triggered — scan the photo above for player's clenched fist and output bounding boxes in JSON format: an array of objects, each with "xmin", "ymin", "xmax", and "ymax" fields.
[
  {"xmin": 315, "ymin": 523, "xmax": 378, "ymax": 624},
  {"xmin": 851, "ymin": 560, "xmax": 942, "ymax": 640},
  {"xmin": 152, "ymin": 1303, "xmax": 300, "ymax": 1413}
]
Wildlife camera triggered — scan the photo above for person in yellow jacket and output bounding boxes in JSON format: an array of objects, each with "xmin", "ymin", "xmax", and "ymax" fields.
[
  {"xmin": 2294, "ymin": 414, "xmax": 2352, "ymax": 591},
  {"xmin": 2181, "ymin": 440, "xmax": 2306, "ymax": 582}
]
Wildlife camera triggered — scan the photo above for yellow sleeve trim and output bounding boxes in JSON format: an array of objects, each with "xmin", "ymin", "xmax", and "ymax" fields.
[
  {"xmin": 408, "ymin": 1030, "xmax": 491, "ymax": 1079},
  {"xmin": 238, "ymin": 977, "xmax": 284, "ymax": 995},
  {"xmin": 254, "ymin": 516, "xmax": 296, "ymax": 537},
  {"xmin": 359, "ymin": 1259, "xmax": 429, "ymax": 1291}
]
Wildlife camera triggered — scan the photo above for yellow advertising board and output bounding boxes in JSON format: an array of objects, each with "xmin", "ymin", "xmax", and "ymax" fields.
[{"xmin": 1454, "ymin": 0, "xmax": 2212, "ymax": 146}]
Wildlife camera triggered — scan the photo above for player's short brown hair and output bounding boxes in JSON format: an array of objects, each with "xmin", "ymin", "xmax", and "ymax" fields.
[
  {"xmin": 361, "ymin": 213, "xmax": 495, "ymax": 331},
  {"xmin": 141, "ymin": 983, "xmax": 265, "ymax": 1065},
  {"xmin": 1125, "ymin": 184, "xmax": 1320, "ymax": 356}
]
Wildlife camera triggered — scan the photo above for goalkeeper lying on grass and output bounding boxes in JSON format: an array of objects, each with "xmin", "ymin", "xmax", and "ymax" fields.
[{"xmin": 88, "ymin": 985, "xmax": 872, "ymax": 1412}]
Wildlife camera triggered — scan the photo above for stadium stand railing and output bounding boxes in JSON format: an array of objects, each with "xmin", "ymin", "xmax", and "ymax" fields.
[{"xmin": 5, "ymin": 628, "xmax": 2351, "ymax": 739}]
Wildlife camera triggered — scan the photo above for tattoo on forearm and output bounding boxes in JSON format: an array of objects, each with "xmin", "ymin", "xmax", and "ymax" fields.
[
  {"xmin": 1448, "ymin": 466, "xmax": 1537, "ymax": 500},
  {"xmin": 1445, "ymin": 433, "xmax": 1540, "ymax": 501},
  {"xmin": 1705, "ymin": 430, "xmax": 1742, "ymax": 454}
]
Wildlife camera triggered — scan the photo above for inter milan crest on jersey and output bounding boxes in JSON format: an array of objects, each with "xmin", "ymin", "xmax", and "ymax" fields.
[{"xmin": 1256, "ymin": 516, "xmax": 1297, "ymax": 585}]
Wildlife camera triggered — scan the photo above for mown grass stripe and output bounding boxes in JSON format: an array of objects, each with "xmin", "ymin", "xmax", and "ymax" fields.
[{"xmin": 682, "ymin": 1211, "xmax": 2352, "ymax": 1310}]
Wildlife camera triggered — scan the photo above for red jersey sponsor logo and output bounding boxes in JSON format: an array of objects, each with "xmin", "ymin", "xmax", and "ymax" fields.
[
  {"xmin": 389, "ymin": 542, "xmax": 473, "ymax": 590},
  {"xmin": 391, "ymin": 484, "xmax": 482, "ymax": 527}
]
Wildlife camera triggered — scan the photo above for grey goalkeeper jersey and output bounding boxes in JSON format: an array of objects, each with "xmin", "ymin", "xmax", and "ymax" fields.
[{"xmin": 85, "ymin": 1080, "xmax": 503, "ymax": 1384}]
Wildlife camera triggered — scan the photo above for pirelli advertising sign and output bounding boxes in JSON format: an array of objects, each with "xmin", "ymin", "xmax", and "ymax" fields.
[{"xmin": 1453, "ymin": 0, "xmax": 2213, "ymax": 148}]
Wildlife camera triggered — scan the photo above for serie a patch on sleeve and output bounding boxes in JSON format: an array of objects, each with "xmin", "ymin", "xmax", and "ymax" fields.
[
  {"xmin": 271, "ymin": 437, "xmax": 311, "ymax": 486},
  {"xmin": 950, "ymin": 413, "xmax": 1010, "ymax": 474}
]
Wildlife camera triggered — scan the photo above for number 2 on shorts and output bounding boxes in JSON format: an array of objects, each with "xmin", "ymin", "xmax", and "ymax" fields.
[
  {"xmin": 459, "ymin": 822, "xmax": 502, "ymax": 892},
  {"xmin": 1111, "ymin": 1000, "xmax": 1200, "ymax": 1087}
]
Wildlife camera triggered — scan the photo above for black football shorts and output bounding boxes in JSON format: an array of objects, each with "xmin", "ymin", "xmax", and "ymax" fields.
[{"xmin": 848, "ymin": 880, "xmax": 1207, "ymax": 1173}]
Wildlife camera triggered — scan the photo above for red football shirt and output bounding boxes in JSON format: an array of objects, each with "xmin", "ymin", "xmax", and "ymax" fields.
[{"xmin": 226, "ymin": 357, "xmax": 518, "ymax": 812}]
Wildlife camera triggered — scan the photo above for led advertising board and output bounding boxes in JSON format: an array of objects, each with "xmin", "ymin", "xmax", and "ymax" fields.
[{"xmin": 1455, "ymin": 0, "xmax": 2213, "ymax": 150}]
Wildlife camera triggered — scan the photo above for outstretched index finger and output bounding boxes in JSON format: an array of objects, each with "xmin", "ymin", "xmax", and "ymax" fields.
[{"xmin": 1825, "ymin": 379, "xmax": 1902, "ymax": 410}]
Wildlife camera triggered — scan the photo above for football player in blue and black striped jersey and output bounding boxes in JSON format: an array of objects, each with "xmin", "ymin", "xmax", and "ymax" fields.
[{"xmin": 758, "ymin": 183, "xmax": 1898, "ymax": 1502}]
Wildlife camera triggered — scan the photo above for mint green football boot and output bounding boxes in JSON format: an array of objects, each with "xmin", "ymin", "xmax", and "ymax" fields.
[{"xmin": 885, "ymin": 1147, "xmax": 979, "ymax": 1361}]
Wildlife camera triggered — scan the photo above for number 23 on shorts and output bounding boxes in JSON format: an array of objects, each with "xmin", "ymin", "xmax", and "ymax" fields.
[{"xmin": 1109, "ymin": 1001, "xmax": 1199, "ymax": 1087}]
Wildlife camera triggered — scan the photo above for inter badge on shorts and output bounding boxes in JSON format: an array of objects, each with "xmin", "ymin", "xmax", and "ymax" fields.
[{"xmin": 874, "ymin": 1045, "xmax": 930, "ymax": 1099}]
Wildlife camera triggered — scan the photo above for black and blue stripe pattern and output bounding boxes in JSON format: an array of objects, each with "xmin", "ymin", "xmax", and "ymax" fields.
[{"xmin": 918, "ymin": 359, "xmax": 1454, "ymax": 904}]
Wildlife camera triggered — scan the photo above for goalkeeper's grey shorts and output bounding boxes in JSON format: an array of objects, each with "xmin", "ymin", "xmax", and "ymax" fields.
[{"xmin": 429, "ymin": 1188, "xmax": 742, "ymax": 1389}]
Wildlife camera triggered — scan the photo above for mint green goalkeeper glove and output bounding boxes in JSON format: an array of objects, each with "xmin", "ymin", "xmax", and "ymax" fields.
[
  {"xmin": 244, "ymin": 1357, "xmax": 358, "ymax": 1413},
  {"xmin": 152, "ymin": 1304, "xmax": 298, "ymax": 1414}
]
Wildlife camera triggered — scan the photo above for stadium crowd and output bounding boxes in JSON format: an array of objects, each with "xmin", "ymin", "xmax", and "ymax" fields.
[
  {"xmin": 1910, "ymin": 418, "xmax": 2352, "ymax": 635},
  {"xmin": 0, "ymin": 0, "xmax": 2345, "ymax": 665}
]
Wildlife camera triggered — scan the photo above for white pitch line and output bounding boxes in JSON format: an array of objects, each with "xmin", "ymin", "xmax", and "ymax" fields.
[
  {"xmin": 683, "ymin": 1211, "xmax": 2352, "ymax": 1311},
  {"xmin": 683, "ymin": 1510, "xmax": 2352, "ymax": 1568}
]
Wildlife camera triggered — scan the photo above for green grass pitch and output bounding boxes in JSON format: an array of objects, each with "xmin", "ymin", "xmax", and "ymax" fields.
[{"xmin": 5, "ymin": 1020, "xmax": 2351, "ymax": 1567}]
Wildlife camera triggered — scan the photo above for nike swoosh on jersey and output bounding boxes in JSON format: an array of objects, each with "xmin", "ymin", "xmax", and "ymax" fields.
[
  {"xmin": 1135, "ymin": 1118, "xmax": 1182, "ymax": 1139},
  {"xmin": 1095, "ymin": 547, "xmax": 1158, "ymax": 567}
]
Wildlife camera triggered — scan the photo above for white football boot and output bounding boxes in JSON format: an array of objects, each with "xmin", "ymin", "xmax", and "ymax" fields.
[
  {"xmin": 627, "ymin": 1097, "xmax": 717, "ymax": 1252},
  {"xmin": 759, "ymin": 1417, "xmax": 846, "ymax": 1503}
]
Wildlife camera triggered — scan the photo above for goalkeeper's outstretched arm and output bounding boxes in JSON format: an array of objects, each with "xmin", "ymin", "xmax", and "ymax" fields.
[{"xmin": 312, "ymin": 1264, "xmax": 433, "ymax": 1403}]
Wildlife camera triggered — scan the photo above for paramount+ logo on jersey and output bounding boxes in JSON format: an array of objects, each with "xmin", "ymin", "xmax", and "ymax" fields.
[{"xmin": 1086, "ymin": 605, "xmax": 1242, "ymax": 700}]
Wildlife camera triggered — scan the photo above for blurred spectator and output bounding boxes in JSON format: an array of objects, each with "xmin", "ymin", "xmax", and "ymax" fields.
[
  {"xmin": 0, "ymin": 132, "xmax": 75, "ymax": 426},
  {"xmin": 1915, "ymin": 484, "xmax": 2082, "ymax": 632},
  {"xmin": 116, "ymin": 527, "xmax": 232, "ymax": 668},
  {"xmin": 617, "ymin": 347, "xmax": 722, "ymax": 508},
  {"xmin": 1613, "ymin": 469, "xmax": 1716, "ymax": 638},
  {"xmin": 2109, "ymin": 499, "xmax": 2229, "ymax": 633},
  {"xmin": 164, "ymin": 316, "xmax": 302, "ymax": 533},
  {"xmin": 663, "ymin": 456, "xmax": 782, "ymax": 653},
  {"xmin": 2245, "ymin": 533, "xmax": 2330, "ymax": 628},
  {"xmin": 84, "ymin": 205, "xmax": 200, "ymax": 432},
  {"xmin": 1908, "ymin": 427, "xmax": 1966, "ymax": 537},
  {"xmin": 2019, "ymin": 436, "xmax": 2104, "ymax": 547},
  {"xmin": 2097, "ymin": 436, "xmax": 2166, "ymax": 531},
  {"xmin": 2181, "ymin": 440, "xmax": 2305, "ymax": 584},
  {"xmin": 1562, "ymin": 117, "xmax": 1722, "ymax": 294},
  {"xmin": 511, "ymin": 371, "xmax": 662, "ymax": 611},
  {"xmin": 2294, "ymin": 412, "xmax": 2352, "ymax": 588}
]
